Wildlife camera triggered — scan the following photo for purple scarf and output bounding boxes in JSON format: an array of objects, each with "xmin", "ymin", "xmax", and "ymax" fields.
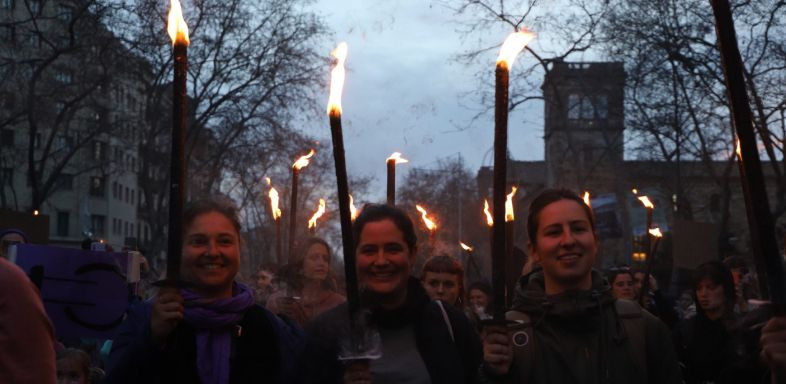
[{"xmin": 182, "ymin": 282, "xmax": 255, "ymax": 384}]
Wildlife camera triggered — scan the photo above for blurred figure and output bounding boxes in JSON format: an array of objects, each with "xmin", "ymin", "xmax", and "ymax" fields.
[
  {"xmin": 0, "ymin": 228, "xmax": 28, "ymax": 259},
  {"xmin": 420, "ymin": 254, "xmax": 464, "ymax": 307},
  {"xmin": 466, "ymin": 281, "xmax": 493, "ymax": 320},
  {"xmin": 673, "ymin": 261, "xmax": 762, "ymax": 384},
  {"xmin": 253, "ymin": 262, "xmax": 277, "ymax": 306},
  {"xmin": 267, "ymin": 238, "xmax": 345, "ymax": 326},
  {"xmin": 0, "ymin": 257, "xmax": 56, "ymax": 383},
  {"xmin": 56, "ymin": 348, "xmax": 90, "ymax": 384},
  {"xmin": 606, "ymin": 266, "xmax": 635, "ymax": 301},
  {"xmin": 723, "ymin": 256, "xmax": 761, "ymax": 315},
  {"xmin": 633, "ymin": 268, "xmax": 679, "ymax": 328},
  {"xmin": 674, "ymin": 289, "xmax": 696, "ymax": 321},
  {"xmin": 761, "ymin": 316, "xmax": 786, "ymax": 383}
]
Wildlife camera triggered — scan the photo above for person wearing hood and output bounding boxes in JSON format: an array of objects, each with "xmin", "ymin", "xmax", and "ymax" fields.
[
  {"xmin": 299, "ymin": 204, "xmax": 482, "ymax": 384},
  {"xmin": 480, "ymin": 188, "xmax": 681, "ymax": 384}
]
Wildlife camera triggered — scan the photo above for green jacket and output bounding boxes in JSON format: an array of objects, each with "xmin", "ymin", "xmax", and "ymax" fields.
[{"xmin": 480, "ymin": 270, "xmax": 681, "ymax": 384}]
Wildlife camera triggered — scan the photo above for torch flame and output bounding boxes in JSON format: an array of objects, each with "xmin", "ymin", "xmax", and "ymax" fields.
[
  {"xmin": 292, "ymin": 149, "xmax": 315, "ymax": 170},
  {"xmin": 415, "ymin": 204, "xmax": 437, "ymax": 231},
  {"xmin": 460, "ymin": 242, "xmax": 474, "ymax": 252},
  {"xmin": 267, "ymin": 181, "xmax": 282, "ymax": 220},
  {"xmin": 583, "ymin": 191, "xmax": 591, "ymax": 207},
  {"xmin": 648, "ymin": 227, "xmax": 663, "ymax": 238},
  {"xmin": 735, "ymin": 138, "xmax": 742, "ymax": 159},
  {"xmin": 265, "ymin": 177, "xmax": 271, "ymax": 186},
  {"xmin": 632, "ymin": 188, "xmax": 638, "ymax": 195},
  {"xmin": 387, "ymin": 152, "xmax": 409, "ymax": 164},
  {"xmin": 638, "ymin": 196, "xmax": 654, "ymax": 209},
  {"xmin": 167, "ymin": 0, "xmax": 190, "ymax": 46},
  {"xmin": 505, "ymin": 186, "xmax": 517, "ymax": 222},
  {"xmin": 483, "ymin": 199, "xmax": 493, "ymax": 226},
  {"xmin": 307, "ymin": 199, "xmax": 327, "ymax": 229},
  {"xmin": 327, "ymin": 42, "xmax": 348, "ymax": 116},
  {"xmin": 349, "ymin": 194, "xmax": 358, "ymax": 221},
  {"xmin": 496, "ymin": 29, "xmax": 535, "ymax": 69}
]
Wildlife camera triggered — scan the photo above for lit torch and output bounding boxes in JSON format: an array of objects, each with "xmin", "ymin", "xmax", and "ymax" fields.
[
  {"xmin": 583, "ymin": 191, "xmax": 591, "ymax": 208},
  {"xmin": 349, "ymin": 194, "xmax": 359, "ymax": 221},
  {"xmin": 492, "ymin": 30, "xmax": 534, "ymax": 321},
  {"xmin": 639, "ymin": 227, "xmax": 663, "ymax": 307},
  {"xmin": 288, "ymin": 149, "xmax": 315, "ymax": 263},
  {"xmin": 307, "ymin": 199, "xmax": 327, "ymax": 234},
  {"xmin": 267, "ymin": 177, "xmax": 284, "ymax": 265},
  {"xmin": 505, "ymin": 187, "xmax": 517, "ymax": 285},
  {"xmin": 386, "ymin": 152, "xmax": 408, "ymax": 206},
  {"xmin": 416, "ymin": 204, "xmax": 437, "ymax": 250},
  {"xmin": 326, "ymin": 42, "xmax": 360, "ymax": 317},
  {"xmin": 163, "ymin": 0, "xmax": 189, "ymax": 282}
]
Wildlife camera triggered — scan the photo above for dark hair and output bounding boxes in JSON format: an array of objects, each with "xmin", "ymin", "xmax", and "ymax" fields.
[
  {"xmin": 183, "ymin": 198, "xmax": 241, "ymax": 236},
  {"xmin": 693, "ymin": 261, "xmax": 736, "ymax": 315},
  {"xmin": 467, "ymin": 280, "xmax": 493, "ymax": 308},
  {"xmin": 352, "ymin": 204, "xmax": 417, "ymax": 251},
  {"xmin": 526, "ymin": 188, "xmax": 595, "ymax": 246},
  {"xmin": 56, "ymin": 348, "xmax": 91, "ymax": 380},
  {"xmin": 606, "ymin": 266, "xmax": 634, "ymax": 285}
]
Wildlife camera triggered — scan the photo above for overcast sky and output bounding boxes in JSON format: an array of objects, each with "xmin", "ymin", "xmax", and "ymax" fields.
[{"xmin": 304, "ymin": 0, "xmax": 546, "ymax": 202}]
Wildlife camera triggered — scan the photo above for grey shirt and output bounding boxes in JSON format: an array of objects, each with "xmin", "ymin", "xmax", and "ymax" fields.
[{"xmin": 370, "ymin": 325, "xmax": 431, "ymax": 384}]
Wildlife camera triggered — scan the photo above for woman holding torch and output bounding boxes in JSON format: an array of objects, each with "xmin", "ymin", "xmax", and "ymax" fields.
[
  {"xmin": 300, "ymin": 204, "xmax": 481, "ymax": 384},
  {"xmin": 104, "ymin": 199, "xmax": 303, "ymax": 384}
]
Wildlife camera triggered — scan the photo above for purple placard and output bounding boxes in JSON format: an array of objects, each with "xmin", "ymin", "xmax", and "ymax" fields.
[{"xmin": 13, "ymin": 244, "xmax": 132, "ymax": 339}]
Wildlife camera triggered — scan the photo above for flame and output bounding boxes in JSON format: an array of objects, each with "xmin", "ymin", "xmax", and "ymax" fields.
[
  {"xmin": 648, "ymin": 227, "xmax": 663, "ymax": 238},
  {"xmin": 292, "ymin": 149, "xmax": 315, "ymax": 170},
  {"xmin": 349, "ymin": 194, "xmax": 358, "ymax": 221},
  {"xmin": 632, "ymin": 188, "xmax": 638, "ymax": 195},
  {"xmin": 167, "ymin": 0, "xmax": 190, "ymax": 46},
  {"xmin": 268, "ymin": 186, "xmax": 281, "ymax": 221},
  {"xmin": 483, "ymin": 199, "xmax": 493, "ymax": 226},
  {"xmin": 496, "ymin": 29, "xmax": 535, "ymax": 69},
  {"xmin": 735, "ymin": 138, "xmax": 742, "ymax": 159},
  {"xmin": 308, "ymin": 199, "xmax": 327, "ymax": 229},
  {"xmin": 326, "ymin": 42, "xmax": 348, "ymax": 116},
  {"xmin": 33, "ymin": 210, "xmax": 40, "ymax": 216},
  {"xmin": 583, "ymin": 191, "xmax": 591, "ymax": 207},
  {"xmin": 638, "ymin": 196, "xmax": 654, "ymax": 209},
  {"xmin": 460, "ymin": 242, "xmax": 474, "ymax": 252},
  {"xmin": 415, "ymin": 204, "xmax": 437, "ymax": 231},
  {"xmin": 505, "ymin": 186, "xmax": 517, "ymax": 222},
  {"xmin": 265, "ymin": 177, "xmax": 271, "ymax": 186},
  {"xmin": 386, "ymin": 152, "xmax": 409, "ymax": 164}
]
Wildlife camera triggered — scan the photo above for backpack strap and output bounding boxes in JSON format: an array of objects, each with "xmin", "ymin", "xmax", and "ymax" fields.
[
  {"xmin": 614, "ymin": 299, "xmax": 647, "ymax": 375},
  {"xmin": 505, "ymin": 310, "xmax": 535, "ymax": 382},
  {"xmin": 435, "ymin": 300, "xmax": 455, "ymax": 343}
]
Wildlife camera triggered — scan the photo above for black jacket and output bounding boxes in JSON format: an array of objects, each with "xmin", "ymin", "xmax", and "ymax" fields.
[{"xmin": 299, "ymin": 277, "xmax": 482, "ymax": 384}]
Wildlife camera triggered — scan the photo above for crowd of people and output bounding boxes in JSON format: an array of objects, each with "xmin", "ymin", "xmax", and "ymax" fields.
[{"xmin": 2, "ymin": 189, "xmax": 786, "ymax": 383}]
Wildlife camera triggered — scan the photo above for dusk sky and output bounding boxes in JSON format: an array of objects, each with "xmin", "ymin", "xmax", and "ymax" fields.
[{"xmin": 304, "ymin": 0, "xmax": 560, "ymax": 202}]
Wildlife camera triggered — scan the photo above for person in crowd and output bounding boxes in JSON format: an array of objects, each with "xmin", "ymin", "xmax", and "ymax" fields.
[
  {"xmin": 56, "ymin": 348, "xmax": 91, "ymax": 384},
  {"xmin": 104, "ymin": 199, "xmax": 303, "ymax": 384},
  {"xmin": 0, "ymin": 256, "xmax": 57, "ymax": 383},
  {"xmin": 467, "ymin": 281, "xmax": 493, "ymax": 320},
  {"xmin": 267, "ymin": 237, "xmax": 346, "ymax": 325},
  {"xmin": 674, "ymin": 289, "xmax": 696, "ymax": 321},
  {"xmin": 723, "ymin": 255, "xmax": 760, "ymax": 314},
  {"xmin": 673, "ymin": 261, "xmax": 763, "ymax": 384},
  {"xmin": 633, "ymin": 268, "xmax": 679, "ymax": 328},
  {"xmin": 253, "ymin": 262, "xmax": 277, "ymax": 306},
  {"xmin": 480, "ymin": 188, "xmax": 681, "ymax": 383},
  {"xmin": 421, "ymin": 254, "xmax": 465, "ymax": 308},
  {"xmin": 606, "ymin": 266, "xmax": 636, "ymax": 301},
  {"xmin": 761, "ymin": 316, "xmax": 786, "ymax": 383},
  {"xmin": 300, "ymin": 204, "xmax": 482, "ymax": 384},
  {"xmin": 0, "ymin": 227, "xmax": 28, "ymax": 259}
]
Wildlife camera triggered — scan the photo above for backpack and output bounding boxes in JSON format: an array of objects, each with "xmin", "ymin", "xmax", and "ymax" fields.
[{"xmin": 505, "ymin": 299, "xmax": 646, "ymax": 381}]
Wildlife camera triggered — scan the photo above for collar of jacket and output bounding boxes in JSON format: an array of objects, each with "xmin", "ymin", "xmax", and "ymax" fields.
[
  {"xmin": 510, "ymin": 269, "xmax": 615, "ymax": 323},
  {"xmin": 362, "ymin": 277, "xmax": 430, "ymax": 329}
]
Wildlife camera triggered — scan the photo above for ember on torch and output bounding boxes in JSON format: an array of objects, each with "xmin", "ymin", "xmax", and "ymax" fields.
[
  {"xmin": 491, "ymin": 30, "xmax": 534, "ymax": 321},
  {"xmin": 583, "ymin": 191, "xmax": 591, "ymax": 208},
  {"xmin": 164, "ymin": 0, "xmax": 189, "ymax": 282},
  {"xmin": 386, "ymin": 152, "xmax": 408, "ymax": 206},
  {"xmin": 637, "ymin": 195, "xmax": 655, "ymax": 273},
  {"xmin": 289, "ymin": 149, "xmax": 315, "ymax": 263},
  {"xmin": 267, "ymin": 177, "xmax": 284, "ymax": 265},
  {"xmin": 639, "ymin": 227, "xmax": 663, "ymax": 307},
  {"xmin": 349, "ymin": 194, "xmax": 359, "ymax": 221},
  {"xmin": 505, "ymin": 187, "xmax": 517, "ymax": 302}
]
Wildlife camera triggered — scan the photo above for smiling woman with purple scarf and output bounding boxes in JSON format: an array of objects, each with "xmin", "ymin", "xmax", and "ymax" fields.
[{"xmin": 104, "ymin": 199, "xmax": 303, "ymax": 384}]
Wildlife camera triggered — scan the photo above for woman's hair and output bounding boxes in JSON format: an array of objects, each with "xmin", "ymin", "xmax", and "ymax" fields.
[
  {"xmin": 693, "ymin": 261, "xmax": 736, "ymax": 315},
  {"xmin": 421, "ymin": 255, "xmax": 464, "ymax": 283},
  {"xmin": 56, "ymin": 348, "xmax": 91, "ymax": 381},
  {"xmin": 467, "ymin": 280, "xmax": 493, "ymax": 309},
  {"xmin": 605, "ymin": 266, "xmax": 634, "ymax": 285},
  {"xmin": 526, "ymin": 188, "xmax": 595, "ymax": 246},
  {"xmin": 280, "ymin": 237, "xmax": 337, "ymax": 291},
  {"xmin": 183, "ymin": 198, "xmax": 242, "ymax": 236},
  {"xmin": 352, "ymin": 204, "xmax": 417, "ymax": 251}
]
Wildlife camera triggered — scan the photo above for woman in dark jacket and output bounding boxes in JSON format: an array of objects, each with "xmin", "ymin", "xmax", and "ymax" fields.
[
  {"xmin": 104, "ymin": 199, "xmax": 302, "ymax": 384},
  {"xmin": 300, "ymin": 204, "xmax": 482, "ymax": 384}
]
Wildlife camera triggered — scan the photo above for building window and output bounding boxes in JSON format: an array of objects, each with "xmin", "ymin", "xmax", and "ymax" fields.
[
  {"xmin": 89, "ymin": 176, "xmax": 105, "ymax": 197},
  {"xmin": 92, "ymin": 140, "xmax": 106, "ymax": 161},
  {"xmin": 124, "ymin": 221, "xmax": 128, "ymax": 236},
  {"xmin": 91, "ymin": 214, "xmax": 106, "ymax": 238},
  {"xmin": 0, "ymin": 25, "xmax": 14, "ymax": 43},
  {"xmin": 54, "ymin": 135, "xmax": 73, "ymax": 151},
  {"xmin": 0, "ymin": 167, "xmax": 12, "ymax": 186},
  {"xmin": 55, "ymin": 70, "xmax": 73, "ymax": 84},
  {"xmin": 0, "ymin": 0, "xmax": 14, "ymax": 10},
  {"xmin": 57, "ymin": 211, "xmax": 69, "ymax": 237},
  {"xmin": 1, "ymin": 128, "xmax": 13, "ymax": 147},
  {"xmin": 56, "ymin": 173, "xmax": 73, "ymax": 190},
  {"xmin": 56, "ymin": 4, "xmax": 72, "ymax": 21},
  {"xmin": 568, "ymin": 94, "xmax": 608, "ymax": 120}
]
